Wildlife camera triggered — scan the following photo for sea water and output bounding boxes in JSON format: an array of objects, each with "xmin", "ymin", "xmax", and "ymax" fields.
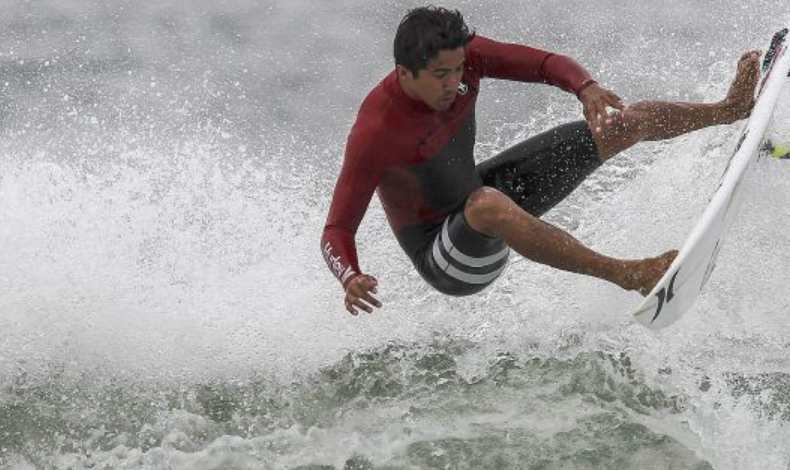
[{"xmin": 1, "ymin": 1, "xmax": 789, "ymax": 469}]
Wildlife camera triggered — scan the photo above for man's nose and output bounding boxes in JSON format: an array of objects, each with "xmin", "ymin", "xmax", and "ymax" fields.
[{"xmin": 445, "ymin": 74, "xmax": 461, "ymax": 90}]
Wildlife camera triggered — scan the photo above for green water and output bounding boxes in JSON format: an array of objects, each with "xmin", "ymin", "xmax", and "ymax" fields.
[{"xmin": 1, "ymin": 338, "xmax": 717, "ymax": 469}]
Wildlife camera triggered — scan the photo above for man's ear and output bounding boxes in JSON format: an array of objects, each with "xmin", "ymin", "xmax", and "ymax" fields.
[{"xmin": 396, "ymin": 64, "xmax": 414, "ymax": 82}]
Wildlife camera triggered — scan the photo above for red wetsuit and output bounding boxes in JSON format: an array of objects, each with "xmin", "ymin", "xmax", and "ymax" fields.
[{"xmin": 321, "ymin": 35, "xmax": 595, "ymax": 289}]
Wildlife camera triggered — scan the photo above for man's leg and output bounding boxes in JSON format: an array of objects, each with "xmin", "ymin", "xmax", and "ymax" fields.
[
  {"xmin": 594, "ymin": 50, "xmax": 761, "ymax": 161},
  {"xmin": 463, "ymin": 51, "xmax": 761, "ymax": 294},
  {"xmin": 463, "ymin": 187, "xmax": 674, "ymax": 294}
]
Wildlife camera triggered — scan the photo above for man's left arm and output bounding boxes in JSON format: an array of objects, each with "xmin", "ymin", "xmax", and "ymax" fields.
[{"xmin": 468, "ymin": 35, "xmax": 625, "ymax": 132}]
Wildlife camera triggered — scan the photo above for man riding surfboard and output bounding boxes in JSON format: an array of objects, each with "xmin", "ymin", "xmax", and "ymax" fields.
[{"xmin": 321, "ymin": 6, "xmax": 760, "ymax": 315}]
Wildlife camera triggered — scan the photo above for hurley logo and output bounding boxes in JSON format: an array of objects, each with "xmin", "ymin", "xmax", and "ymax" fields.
[
  {"xmin": 323, "ymin": 242, "xmax": 357, "ymax": 284},
  {"xmin": 457, "ymin": 82, "xmax": 468, "ymax": 95}
]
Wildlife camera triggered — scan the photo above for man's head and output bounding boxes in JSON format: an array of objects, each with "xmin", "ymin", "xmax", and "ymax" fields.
[{"xmin": 394, "ymin": 7, "xmax": 475, "ymax": 111}]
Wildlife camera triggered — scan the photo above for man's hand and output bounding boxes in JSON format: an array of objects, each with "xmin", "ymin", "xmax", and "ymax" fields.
[
  {"xmin": 579, "ymin": 82, "xmax": 626, "ymax": 134},
  {"xmin": 344, "ymin": 274, "xmax": 382, "ymax": 315}
]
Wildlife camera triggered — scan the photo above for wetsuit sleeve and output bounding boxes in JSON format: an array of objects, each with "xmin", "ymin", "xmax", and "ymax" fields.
[
  {"xmin": 320, "ymin": 128, "xmax": 383, "ymax": 290},
  {"xmin": 468, "ymin": 35, "xmax": 596, "ymax": 97}
]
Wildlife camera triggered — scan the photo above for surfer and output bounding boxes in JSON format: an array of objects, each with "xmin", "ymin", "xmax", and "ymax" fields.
[{"xmin": 321, "ymin": 6, "xmax": 761, "ymax": 315}]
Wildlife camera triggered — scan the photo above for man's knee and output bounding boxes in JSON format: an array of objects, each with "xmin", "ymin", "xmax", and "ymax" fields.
[
  {"xmin": 464, "ymin": 187, "xmax": 513, "ymax": 236},
  {"xmin": 592, "ymin": 108, "xmax": 648, "ymax": 161}
]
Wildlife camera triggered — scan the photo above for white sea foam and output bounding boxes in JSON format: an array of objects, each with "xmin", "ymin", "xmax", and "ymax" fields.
[{"xmin": 1, "ymin": 1, "xmax": 789, "ymax": 469}]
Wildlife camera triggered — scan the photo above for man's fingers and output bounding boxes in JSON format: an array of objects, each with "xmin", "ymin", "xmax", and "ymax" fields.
[
  {"xmin": 345, "ymin": 288, "xmax": 381, "ymax": 315},
  {"xmin": 345, "ymin": 298, "xmax": 367, "ymax": 315},
  {"xmin": 588, "ymin": 95, "xmax": 625, "ymax": 132},
  {"xmin": 606, "ymin": 91, "xmax": 626, "ymax": 110},
  {"xmin": 580, "ymin": 84, "xmax": 624, "ymax": 130},
  {"xmin": 361, "ymin": 291, "xmax": 382, "ymax": 309},
  {"xmin": 351, "ymin": 297, "xmax": 374, "ymax": 313},
  {"xmin": 349, "ymin": 289, "xmax": 381, "ymax": 312},
  {"xmin": 584, "ymin": 103, "xmax": 598, "ymax": 132},
  {"xmin": 597, "ymin": 100, "xmax": 610, "ymax": 122},
  {"xmin": 343, "ymin": 274, "xmax": 382, "ymax": 316},
  {"xmin": 587, "ymin": 102, "xmax": 604, "ymax": 133}
]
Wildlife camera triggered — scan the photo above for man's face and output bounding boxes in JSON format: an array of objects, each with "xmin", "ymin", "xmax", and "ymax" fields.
[{"xmin": 399, "ymin": 46, "xmax": 465, "ymax": 111}]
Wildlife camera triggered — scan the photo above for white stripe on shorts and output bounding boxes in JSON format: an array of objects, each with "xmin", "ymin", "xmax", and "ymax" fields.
[
  {"xmin": 439, "ymin": 217, "xmax": 509, "ymax": 268},
  {"xmin": 432, "ymin": 237, "xmax": 508, "ymax": 285}
]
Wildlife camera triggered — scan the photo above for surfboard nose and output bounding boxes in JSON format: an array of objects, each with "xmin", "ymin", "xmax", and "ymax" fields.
[{"xmin": 763, "ymin": 28, "xmax": 788, "ymax": 72}]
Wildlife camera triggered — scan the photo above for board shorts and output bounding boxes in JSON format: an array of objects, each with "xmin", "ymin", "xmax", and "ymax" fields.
[{"xmin": 414, "ymin": 120, "xmax": 603, "ymax": 296}]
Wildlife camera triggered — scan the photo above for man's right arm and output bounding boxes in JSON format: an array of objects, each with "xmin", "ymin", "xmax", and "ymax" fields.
[{"xmin": 320, "ymin": 130, "xmax": 383, "ymax": 293}]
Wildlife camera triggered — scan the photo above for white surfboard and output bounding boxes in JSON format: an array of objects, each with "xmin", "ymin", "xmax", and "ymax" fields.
[{"xmin": 631, "ymin": 27, "xmax": 790, "ymax": 329}]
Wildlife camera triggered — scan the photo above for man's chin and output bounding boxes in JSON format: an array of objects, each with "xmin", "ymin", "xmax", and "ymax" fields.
[{"xmin": 433, "ymin": 99, "xmax": 454, "ymax": 111}]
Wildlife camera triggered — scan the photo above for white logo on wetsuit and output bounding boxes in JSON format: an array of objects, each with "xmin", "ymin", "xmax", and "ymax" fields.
[
  {"xmin": 323, "ymin": 242, "xmax": 357, "ymax": 284},
  {"xmin": 457, "ymin": 82, "xmax": 468, "ymax": 95}
]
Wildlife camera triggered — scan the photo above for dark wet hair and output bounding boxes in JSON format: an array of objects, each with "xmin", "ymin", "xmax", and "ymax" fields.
[{"xmin": 393, "ymin": 6, "xmax": 475, "ymax": 76}]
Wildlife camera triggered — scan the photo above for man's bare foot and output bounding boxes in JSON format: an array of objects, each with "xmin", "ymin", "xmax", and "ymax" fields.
[
  {"xmin": 721, "ymin": 50, "xmax": 762, "ymax": 122},
  {"xmin": 617, "ymin": 250, "xmax": 679, "ymax": 296}
]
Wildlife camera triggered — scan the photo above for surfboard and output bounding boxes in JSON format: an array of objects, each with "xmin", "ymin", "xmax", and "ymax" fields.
[{"xmin": 631, "ymin": 27, "xmax": 790, "ymax": 330}]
